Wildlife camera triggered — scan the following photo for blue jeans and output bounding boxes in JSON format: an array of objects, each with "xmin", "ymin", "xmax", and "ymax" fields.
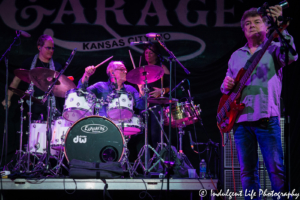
[{"xmin": 233, "ymin": 117, "xmax": 285, "ymax": 200}]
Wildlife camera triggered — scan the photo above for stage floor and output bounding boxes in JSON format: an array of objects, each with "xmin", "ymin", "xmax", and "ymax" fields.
[
  {"xmin": 1, "ymin": 178, "xmax": 217, "ymax": 190},
  {"xmin": 0, "ymin": 178, "xmax": 218, "ymax": 200}
]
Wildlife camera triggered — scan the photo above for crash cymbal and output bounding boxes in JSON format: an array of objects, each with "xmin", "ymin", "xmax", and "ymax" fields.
[
  {"xmin": 29, "ymin": 68, "xmax": 76, "ymax": 98},
  {"xmin": 148, "ymin": 97, "xmax": 178, "ymax": 104},
  {"xmin": 126, "ymin": 65, "xmax": 164, "ymax": 85},
  {"xmin": 14, "ymin": 69, "xmax": 31, "ymax": 83},
  {"xmin": 8, "ymin": 87, "xmax": 42, "ymax": 104}
]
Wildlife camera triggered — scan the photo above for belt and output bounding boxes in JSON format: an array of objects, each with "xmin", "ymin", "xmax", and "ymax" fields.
[{"xmin": 237, "ymin": 117, "xmax": 277, "ymax": 129}]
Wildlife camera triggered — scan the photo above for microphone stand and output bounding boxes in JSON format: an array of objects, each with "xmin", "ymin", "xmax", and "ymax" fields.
[
  {"xmin": 39, "ymin": 48, "xmax": 77, "ymax": 173},
  {"xmin": 0, "ymin": 32, "xmax": 22, "ymax": 167},
  {"xmin": 155, "ymin": 37, "xmax": 190, "ymax": 200},
  {"xmin": 259, "ymin": 5, "xmax": 296, "ymax": 197}
]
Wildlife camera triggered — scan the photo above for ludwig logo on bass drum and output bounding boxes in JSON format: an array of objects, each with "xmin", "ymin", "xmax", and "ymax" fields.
[{"xmin": 81, "ymin": 124, "xmax": 108, "ymax": 134}]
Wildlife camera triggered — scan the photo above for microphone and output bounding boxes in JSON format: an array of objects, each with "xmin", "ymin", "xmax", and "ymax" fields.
[
  {"xmin": 169, "ymin": 79, "xmax": 187, "ymax": 94},
  {"xmin": 146, "ymin": 33, "xmax": 161, "ymax": 38},
  {"xmin": 188, "ymin": 131, "xmax": 194, "ymax": 150},
  {"xmin": 257, "ymin": 1, "xmax": 289, "ymax": 14},
  {"xmin": 130, "ymin": 41, "xmax": 150, "ymax": 45},
  {"xmin": 16, "ymin": 30, "xmax": 31, "ymax": 38}
]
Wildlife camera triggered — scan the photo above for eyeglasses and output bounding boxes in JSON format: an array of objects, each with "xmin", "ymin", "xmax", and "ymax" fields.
[
  {"xmin": 115, "ymin": 68, "xmax": 127, "ymax": 73},
  {"xmin": 44, "ymin": 46, "xmax": 55, "ymax": 50}
]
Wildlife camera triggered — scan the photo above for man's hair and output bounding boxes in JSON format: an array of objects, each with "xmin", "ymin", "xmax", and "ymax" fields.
[
  {"xmin": 37, "ymin": 35, "xmax": 53, "ymax": 47},
  {"xmin": 241, "ymin": 8, "xmax": 269, "ymax": 30},
  {"xmin": 106, "ymin": 61, "xmax": 125, "ymax": 77}
]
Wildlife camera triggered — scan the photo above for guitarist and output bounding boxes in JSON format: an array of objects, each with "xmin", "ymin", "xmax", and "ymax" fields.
[{"xmin": 220, "ymin": 6, "xmax": 298, "ymax": 199}]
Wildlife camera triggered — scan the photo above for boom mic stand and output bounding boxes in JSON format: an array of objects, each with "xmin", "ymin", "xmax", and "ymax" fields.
[
  {"xmin": 155, "ymin": 36, "xmax": 190, "ymax": 200},
  {"xmin": 0, "ymin": 31, "xmax": 22, "ymax": 167},
  {"xmin": 39, "ymin": 48, "xmax": 77, "ymax": 174}
]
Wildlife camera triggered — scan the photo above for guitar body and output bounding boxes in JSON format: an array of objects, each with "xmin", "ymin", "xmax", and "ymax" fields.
[{"xmin": 217, "ymin": 68, "xmax": 247, "ymax": 134}]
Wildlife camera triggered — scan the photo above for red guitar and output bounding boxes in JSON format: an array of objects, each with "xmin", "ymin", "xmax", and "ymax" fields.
[{"xmin": 216, "ymin": 24, "xmax": 287, "ymax": 144}]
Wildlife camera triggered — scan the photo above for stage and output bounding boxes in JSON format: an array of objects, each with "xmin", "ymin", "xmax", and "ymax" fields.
[{"xmin": 0, "ymin": 178, "xmax": 218, "ymax": 200}]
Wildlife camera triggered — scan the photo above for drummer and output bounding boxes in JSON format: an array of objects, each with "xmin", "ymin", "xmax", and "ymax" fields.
[
  {"xmin": 1, "ymin": 34, "xmax": 63, "ymax": 120},
  {"xmin": 77, "ymin": 61, "xmax": 145, "ymax": 117}
]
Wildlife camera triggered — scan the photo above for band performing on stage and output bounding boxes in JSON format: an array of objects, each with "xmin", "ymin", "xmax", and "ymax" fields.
[{"xmin": 0, "ymin": 1, "xmax": 299, "ymax": 200}]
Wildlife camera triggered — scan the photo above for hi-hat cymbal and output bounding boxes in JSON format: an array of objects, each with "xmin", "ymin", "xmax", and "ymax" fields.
[
  {"xmin": 29, "ymin": 68, "xmax": 76, "ymax": 98},
  {"xmin": 148, "ymin": 97, "xmax": 178, "ymax": 104},
  {"xmin": 14, "ymin": 69, "xmax": 31, "ymax": 83},
  {"xmin": 126, "ymin": 65, "xmax": 164, "ymax": 85},
  {"xmin": 8, "ymin": 87, "xmax": 42, "ymax": 104}
]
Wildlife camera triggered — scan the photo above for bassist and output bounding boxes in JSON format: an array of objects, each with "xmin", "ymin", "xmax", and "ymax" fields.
[{"xmin": 220, "ymin": 6, "xmax": 298, "ymax": 199}]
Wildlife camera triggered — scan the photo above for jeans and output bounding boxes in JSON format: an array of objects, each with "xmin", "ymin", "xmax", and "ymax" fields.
[{"xmin": 233, "ymin": 116, "xmax": 285, "ymax": 200}]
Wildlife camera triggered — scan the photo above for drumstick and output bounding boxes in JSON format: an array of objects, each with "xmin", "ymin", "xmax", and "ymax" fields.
[
  {"xmin": 128, "ymin": 50, "xmax": 136, "ymax": 69},
  {"xmin": 95, "ymin": 56, "xmax": 113, "ymax": 68},
  {"xmin": 139, "ymin": 56, "xmax": 142, "ymax": 67}
]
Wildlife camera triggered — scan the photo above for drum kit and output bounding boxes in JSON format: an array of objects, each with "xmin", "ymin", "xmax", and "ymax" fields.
[{"xmin": 7, "ymin": 63, "xmax": 201, "ymax": 176}]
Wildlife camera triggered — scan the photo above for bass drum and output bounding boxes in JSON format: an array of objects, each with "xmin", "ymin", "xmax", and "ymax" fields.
[{"xmin": 64, "ymin": 116, "xmax": 125, "ymax": 163}]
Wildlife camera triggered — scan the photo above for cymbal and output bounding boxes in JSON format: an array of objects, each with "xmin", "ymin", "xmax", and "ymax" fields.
[
  {"xmin": 148, "ymin": 97, "xmax": 178, "ymax": 104},
  {"xmin": 14, "ymin": 69, "xmax": 31, "ymax": 83},
  {"xmin": 8, "ymin": 87, "xmax": 42, "ymax": 104},
  {"xmin": 126, "ymin": 65, "xmax": 164, "ymax": 85},
  {"xmin": 29, "ymin": 68, "xmax": 76, "ymax": 98}
]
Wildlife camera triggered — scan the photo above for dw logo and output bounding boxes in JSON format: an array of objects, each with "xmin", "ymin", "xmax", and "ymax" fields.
[{"xmin": 73, "ymin": 135, "xmax": 87, "ymax": 144}]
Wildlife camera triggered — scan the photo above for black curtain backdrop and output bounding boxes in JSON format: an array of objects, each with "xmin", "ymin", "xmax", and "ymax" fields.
[{"xmin": 0, "ymin": 0, "xmax": 299, "ymax": 193}]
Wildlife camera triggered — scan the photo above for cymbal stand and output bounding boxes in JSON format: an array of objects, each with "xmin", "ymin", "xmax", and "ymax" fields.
[
  {"xmin": 132, "ymin": 67, "xmax": 164, "ymax": 174},
  {"xmin": 39, "ymin": 48, "xmax": 77, "ymax": 174},
  {"xmin": 25, "ymin": 82, "xmax": 35, "ymax": 171},
  {"xmin": 6, "ymin": 98, "xmax": 27, "ymax": 171}
]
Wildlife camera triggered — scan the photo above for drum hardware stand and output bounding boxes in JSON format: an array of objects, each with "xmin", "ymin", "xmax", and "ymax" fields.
[
  {"xmin": 95, "ymin": 98, "xmax": 104, "ymax": 115},
  {"xmin": 51, "ymin": 149, "xmax": 69, "ymax": 176},
  {"xmin": 147, "ymin": 106, "xmax": 170, "ymax": 169},
  {"xmin": 116, "ymin": 92, "xmax": 134, "ymax": 177},
  {"xmin": 121, "ymin": 135, "xmax": 136, "ymax": 177}
]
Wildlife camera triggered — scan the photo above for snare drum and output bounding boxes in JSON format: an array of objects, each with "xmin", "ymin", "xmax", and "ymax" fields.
[
  {"xmin": 113, "ymin": 115, "xmax": 144, "ymax": 136},
  {"xmin": 29, "ymin": 121, "xmax": 47, "ymax": 154},
  {"xmin": 107, "ymin": 91, "xmax": 134, "ymax": 121},
  {"xmin": 163, "ymin": 101, "xmax": 201, "ymax": 127},
  {"xmin": 51, "ymin": 117, "xmax": 72, "ymax": 150},
  {"xmin": 64, "ymin": 116, "xmax": 125, "ymax": 163},
  {"xmin": 63, "ymin": 89, "xmax": 96, "ymax": 122}
]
